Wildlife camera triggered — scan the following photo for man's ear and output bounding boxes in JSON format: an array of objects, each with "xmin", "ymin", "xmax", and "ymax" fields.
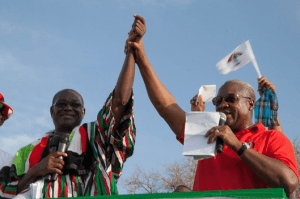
[
  {"xmin": 81, "ymin": 108, "xmax": 86, "ymax": 119},
  {"xmin": 249, "ymin": 99, "xmax": 255, "ymax": 111}
]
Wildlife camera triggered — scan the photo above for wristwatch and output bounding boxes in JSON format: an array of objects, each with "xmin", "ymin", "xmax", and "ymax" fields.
[{"xmin": 237, "ymin": 142, "xmax": 250, "ymax": 156}]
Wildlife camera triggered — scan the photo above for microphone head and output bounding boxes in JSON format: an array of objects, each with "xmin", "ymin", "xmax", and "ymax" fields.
[
  {"xmin": 59, "ymin": 134, "xmax": 69, "ymax": 144},
  {"xmin": 49, "ymin": 136, "xmax": 60, "ymax": 148},
  {"xmin": 219, "ymin": 112, "xmax": 227, "ymax": 122}
]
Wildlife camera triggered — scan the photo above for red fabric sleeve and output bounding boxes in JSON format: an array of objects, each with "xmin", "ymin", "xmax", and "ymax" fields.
[
  {"xmin": 176, "ymin": 123, "xmax": 185, "ymax": 145},
  {"xmin": 266, "ymin": 130, "xmax": 299, "ymax": 178}
]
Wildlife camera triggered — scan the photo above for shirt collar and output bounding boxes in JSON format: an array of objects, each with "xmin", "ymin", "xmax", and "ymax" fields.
[{"xmin": 236, "ymin": 123, "xmax": 266, "ymax": 135}]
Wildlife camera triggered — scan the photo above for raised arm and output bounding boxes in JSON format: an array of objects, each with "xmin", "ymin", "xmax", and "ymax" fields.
[
  {"xmin": 112, "ymin": 15, "xmax": 146, "ymax": 130},
  {"xmin": 258, "ymin": 77, "xmax": 283, "ymax": 133},
  {"xmin": 128, "ymin": 39, "xmax": 185, "ymax": 137}
]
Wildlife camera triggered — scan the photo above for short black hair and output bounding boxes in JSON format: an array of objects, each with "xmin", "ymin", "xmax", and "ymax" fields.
[{"xmin": 52, "ymin": 89, "xmax": 84, "ymax": 107}]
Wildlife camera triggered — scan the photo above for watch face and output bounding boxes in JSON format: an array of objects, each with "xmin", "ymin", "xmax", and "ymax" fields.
[
  {"xmin": 247, "ymin": 141, "xmax": 254, "ymax": 148},
  {"xmin": 244, "ymin": 142, "xmax": 250, "ymax": 149}
]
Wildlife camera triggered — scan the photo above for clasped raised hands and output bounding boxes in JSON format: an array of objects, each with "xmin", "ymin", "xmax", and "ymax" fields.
[{"xmin": 125, "ymin": 15, "xmax": 146, "ymax": 54}]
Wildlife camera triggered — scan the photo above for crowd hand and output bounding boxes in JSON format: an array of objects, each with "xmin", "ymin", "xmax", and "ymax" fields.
[
  {"xmin": 190, "ymin": 94, "xmax": 205, "ymax": 112},
  {"xmin": 258, "ymin": 76, "xmax": 276, "ymax": 92},
  {"xmin": 31, "ymin": 151, "xmax": 67, "ymax": 177},
  {"xmin": 205, "ymin": 126, "xmax": 242, "ymax": 153}
]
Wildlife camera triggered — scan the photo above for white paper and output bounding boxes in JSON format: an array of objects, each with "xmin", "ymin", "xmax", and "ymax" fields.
[
  {"xmin": 197, "ymin": 85, "xmax": 216, "ymax": 103},
  {"xmin": 183, "ymin": 112, "xmax": 220, "ymax": 160}
]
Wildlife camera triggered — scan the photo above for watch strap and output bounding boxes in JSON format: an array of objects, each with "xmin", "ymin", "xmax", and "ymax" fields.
[{"xmin": 237, "ymin": 142, "xmax": 250, "ymax": 156}]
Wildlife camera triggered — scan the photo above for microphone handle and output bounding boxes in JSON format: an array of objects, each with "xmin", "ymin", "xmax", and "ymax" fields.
[
  {"xmin": 216, "ymin": 137, "xmax": 224, "ymax": 153},
  {"xmin": 51, "ymin": 142, "xmax": 67, "ymax": 181},
  {"xmin": 216, "ymin": 118, "xmax": 226, "ymax": 153}
]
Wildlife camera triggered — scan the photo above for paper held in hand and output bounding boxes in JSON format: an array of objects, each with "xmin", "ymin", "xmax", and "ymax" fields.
[
  {"xmin": 196, "ymin": 85, "xmax": 216, "ymax": 104},
  {"xmin": 183, "ymin": 112, "xmax": 220, "ymax": 160}
]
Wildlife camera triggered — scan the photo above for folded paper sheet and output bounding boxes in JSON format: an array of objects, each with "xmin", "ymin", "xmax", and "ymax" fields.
[
  {"xmin": 197, "ymin": 85, "xmax": 216, "ymax": 102},
  {"xmin": 183, "ymin": 112, "xmax": 220, "ymax": 160}
]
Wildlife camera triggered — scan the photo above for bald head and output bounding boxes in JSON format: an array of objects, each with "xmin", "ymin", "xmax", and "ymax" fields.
[
  {"xmin": 52, "ymin": 89, "xmax": 84, "ymax": 107},
  {"xmin": 222, "ymin": 79, "xmax": 256, "ymax": 101}
]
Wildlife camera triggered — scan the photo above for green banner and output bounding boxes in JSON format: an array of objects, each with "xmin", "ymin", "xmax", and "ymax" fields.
[{"xmin": 60, "ymin": 188, "xmax": 287, "ymax": 199}]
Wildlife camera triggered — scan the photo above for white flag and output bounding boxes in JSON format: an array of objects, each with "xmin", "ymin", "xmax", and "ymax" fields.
[{"xmin": 216, "ymin": 40, "xmax": 261, "ymax": 77}]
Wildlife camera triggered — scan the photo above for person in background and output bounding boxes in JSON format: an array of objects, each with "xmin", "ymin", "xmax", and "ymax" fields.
[
  {"xmin": 173, "ymin": 184, "xmax": 192, "ymax": 192},
  {"xmin": 0, "ymin": 93, "xmax": 14, "ymax": 168},
  {"xmin": 0, "ymin": 93, "xmax": 13, "ymax": 126}
]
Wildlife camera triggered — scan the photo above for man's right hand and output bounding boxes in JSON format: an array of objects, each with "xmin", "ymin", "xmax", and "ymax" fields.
[
  {"xmin": 17, "ymin": 151, "xmax": 67, "ymax": 193},
  {"xmin": 190, "ymin": 94, "xmax": 205, "ymax": 112},
  {"xmin": 32, "ymin": 151, "xmax": 67, "ymax": 177}
]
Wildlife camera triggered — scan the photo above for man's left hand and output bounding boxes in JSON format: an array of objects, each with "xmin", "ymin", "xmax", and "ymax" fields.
[{"xmin": 205, "ymin": 125, "xmax": 242, "ymax": 153}]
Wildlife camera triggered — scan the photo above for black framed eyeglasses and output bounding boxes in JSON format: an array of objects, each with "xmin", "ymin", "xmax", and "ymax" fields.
[
  {"xmin": 212, "ymin": 93, "xmax": 253, "ymax": 106},
  {"xmin": 52, "ymin": 102, "xmax": 82, "ymax": 109}
]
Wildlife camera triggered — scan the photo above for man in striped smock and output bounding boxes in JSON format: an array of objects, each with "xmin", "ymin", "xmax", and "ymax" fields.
[{"xmin": 0, "ymin": 15, "xmax": 146, "ymax": 198}]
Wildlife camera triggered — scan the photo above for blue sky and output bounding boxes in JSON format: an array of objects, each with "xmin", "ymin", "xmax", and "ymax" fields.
[{"xmin": 0, "ymin": 0, "xmax": 300, "ymax": 194}]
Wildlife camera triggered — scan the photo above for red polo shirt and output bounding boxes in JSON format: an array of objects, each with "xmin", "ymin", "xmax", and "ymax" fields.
[{"xmin": 177, "ymin": 123, "xmax": 299, "ymax": 191}]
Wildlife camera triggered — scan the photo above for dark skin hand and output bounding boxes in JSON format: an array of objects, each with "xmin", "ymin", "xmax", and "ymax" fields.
[
  {"xmin": 205, "ymin": 125, "xmax": 242, "ymax": 152},
  {"xmin": 258, "ymin": 76, "xmax": 275, "ymax": 92},
  {"xmin": 190, "ymin": 94, "xmax": 205, "ymax": 112},
  {"xmin": 125, "ymin": 15, "xmax": 146, "ymax": 54},
  {"xmin": 17, "ymin": 152, "xmax": 67, "ymax": 193}
]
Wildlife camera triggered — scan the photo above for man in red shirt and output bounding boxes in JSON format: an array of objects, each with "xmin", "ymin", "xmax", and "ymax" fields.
[{"xmin": 127, "ymin": 35, "xmax": 299, "ymax": 197}]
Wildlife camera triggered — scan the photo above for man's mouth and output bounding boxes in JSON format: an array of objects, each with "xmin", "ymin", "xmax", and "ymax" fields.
[{"xmin": 61, "ymin": 114, "xmax": 74, "ymax": 118}]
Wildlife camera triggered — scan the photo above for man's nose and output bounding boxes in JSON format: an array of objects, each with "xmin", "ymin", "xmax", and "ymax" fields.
[{"xmin": 63, "ymin": 103, "xmax": 73, "ymax": 110}]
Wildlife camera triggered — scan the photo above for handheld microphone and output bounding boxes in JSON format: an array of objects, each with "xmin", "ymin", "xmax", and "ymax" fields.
[
  {"xmin": 45, "ymin": 136, "xmax": 60, "ymax": 181},
  {"xmin": 216, "ymin": 112, "xmax": 226, "ymax": 153},
  {"xmin": 51, "ymin": 134, "xmax": 69, "ymax": 181}
]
